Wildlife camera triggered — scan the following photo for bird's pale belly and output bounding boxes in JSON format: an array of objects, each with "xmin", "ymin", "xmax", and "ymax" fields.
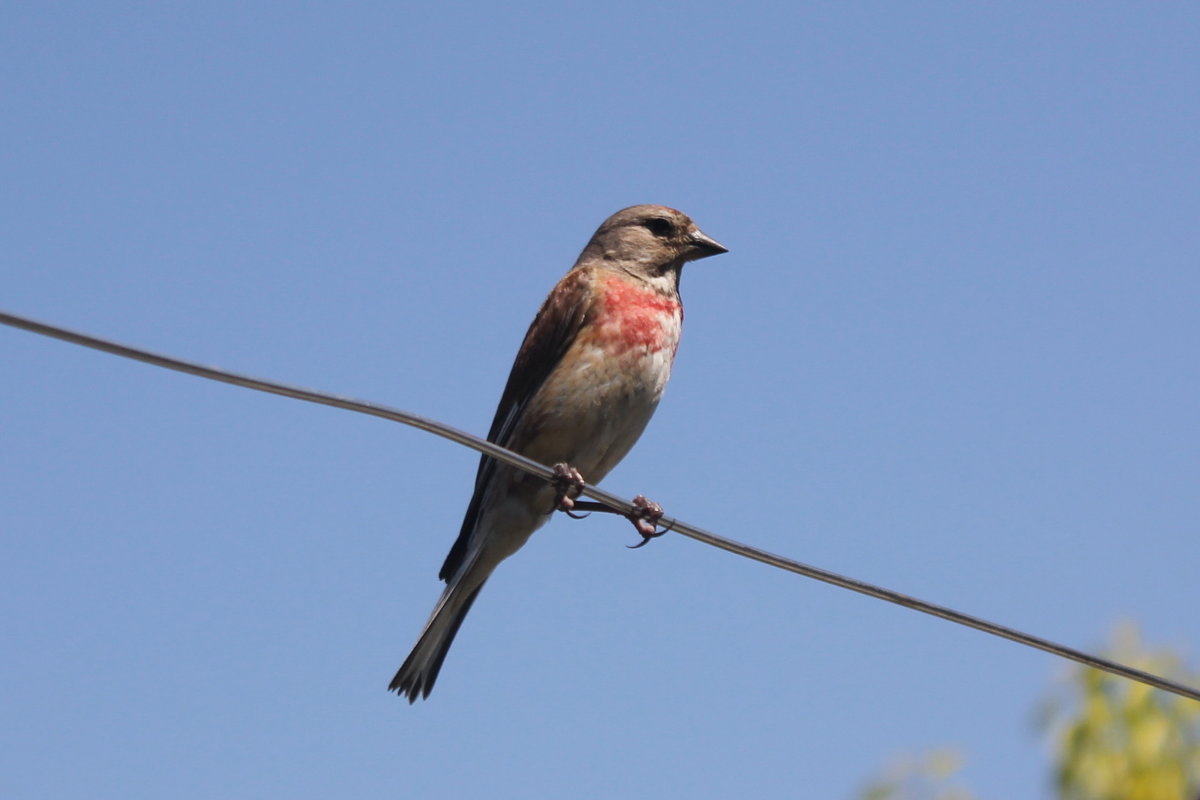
[
  {"xmin": 526, "ymin": 292, "xmax": 682, "ymax": 483},
  {"xmin": 481, "ymin": 341, "xmax": 677, "ymax": 561}
]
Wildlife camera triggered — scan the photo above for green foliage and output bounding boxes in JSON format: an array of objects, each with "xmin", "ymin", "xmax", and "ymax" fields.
[
  {"xmin": 857, "ymin": 748, "xmax": 977, "ymax": 800},
  {"xmin": 858, "ymin": 621, "xmax": 1199, "ymax": 800},
  {"xmin": 1038, "ymin": 621, "xmax": 1200, "ymax": 800}
]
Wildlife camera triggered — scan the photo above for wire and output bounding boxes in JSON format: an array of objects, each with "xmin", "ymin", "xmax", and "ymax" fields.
[{"xmin": 3, "ymin": 308, "xmax": 1198, "ymax": 703}]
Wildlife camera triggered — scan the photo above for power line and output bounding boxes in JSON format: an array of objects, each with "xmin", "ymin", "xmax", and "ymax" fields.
[{"xmin": 3, "ymin": 308, "xmax": 1198, "ymax": 703}]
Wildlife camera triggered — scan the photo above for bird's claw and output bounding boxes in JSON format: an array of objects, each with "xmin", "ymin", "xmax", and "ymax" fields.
[
  {"xmin": 552, "ymin": 474, "xmax": 670, "ymax": 545},
  {"xmin": 551, "ymin": 463, "xmax": 587, "ymax": 515},
  {"xmin": 626, "ymin": 495, "xmax": 671, "ymax": 549}
]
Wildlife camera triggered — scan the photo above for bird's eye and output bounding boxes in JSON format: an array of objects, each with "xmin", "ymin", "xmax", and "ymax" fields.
[{"xmin": 643, "ymin": 217, "xmax": 673, "ymax": 237}]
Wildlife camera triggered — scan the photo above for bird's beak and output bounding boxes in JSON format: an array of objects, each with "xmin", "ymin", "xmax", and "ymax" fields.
[{"xmin": 686, "ymin": 228, "xmax": 729, "ymax": 259}]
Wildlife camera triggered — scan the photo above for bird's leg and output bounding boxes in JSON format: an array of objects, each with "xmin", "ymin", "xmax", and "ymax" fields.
[
  {"xmin": 551, "ymin": 462, "xmax": 588, "ymax": 517},
  {"xmin": 552, "ymin": 472, "xmax": 673, "ymax": 546},
  {"xmin": 624, "ymin": 495, "xmax": 669, "ymax": 549}
]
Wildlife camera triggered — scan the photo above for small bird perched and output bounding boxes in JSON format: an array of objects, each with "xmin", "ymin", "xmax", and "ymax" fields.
[{"xmin": 390, "ymin": 205, "xmax": 727, "ymax": 701}]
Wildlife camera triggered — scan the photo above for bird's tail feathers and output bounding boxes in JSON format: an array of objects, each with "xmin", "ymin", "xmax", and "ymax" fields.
[{"xmin": 389, "ymin": 575, "xmax": 487, "ymax": 702}]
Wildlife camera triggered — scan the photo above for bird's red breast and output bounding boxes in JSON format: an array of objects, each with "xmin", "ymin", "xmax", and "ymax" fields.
[{"xmin": 589, "ymin": 271, "xmax": 683, "ymax": 356}]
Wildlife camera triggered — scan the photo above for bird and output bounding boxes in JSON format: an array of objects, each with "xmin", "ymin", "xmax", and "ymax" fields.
[{"xmin": 390, "ymin": 205, "xmax": 727, "ymax": 701}]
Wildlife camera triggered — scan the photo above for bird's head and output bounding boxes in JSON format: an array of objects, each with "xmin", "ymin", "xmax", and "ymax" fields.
[{"xmin": 577, "ymin": 205, "xmax": 727, "ymax": 282}]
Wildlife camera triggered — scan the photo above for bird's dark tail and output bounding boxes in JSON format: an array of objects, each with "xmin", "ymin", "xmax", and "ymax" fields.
[{"xmin": 389, "ymin": 580, "xmax": 486, "ymax": 702}]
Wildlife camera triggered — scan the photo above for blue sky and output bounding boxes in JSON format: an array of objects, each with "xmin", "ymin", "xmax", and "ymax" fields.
[{"xmin": 3, "ymin": 3, "xmax": 1198, "ymax": 797}]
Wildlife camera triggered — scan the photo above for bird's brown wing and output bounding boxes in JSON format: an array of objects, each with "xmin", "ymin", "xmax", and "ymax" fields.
[{"xmin": 438, "ymin": 267, "xmax": 596, "ymax": 581}]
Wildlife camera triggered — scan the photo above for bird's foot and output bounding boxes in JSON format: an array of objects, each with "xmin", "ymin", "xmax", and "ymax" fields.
[
  {"xmin": 626, "ymin": 495, "xmax": 671, "ymax": 549},
  {"xmin": 551, "ymin": 463, "xmax": 588, "ymax": 517},
  {"xmin": 551, "ymin": 472, "xmax": 672, "ymax": 546}
]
